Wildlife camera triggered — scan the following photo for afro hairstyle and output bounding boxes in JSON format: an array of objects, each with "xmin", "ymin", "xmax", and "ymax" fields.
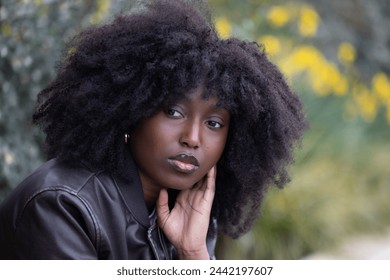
[{"xmin": 33, "ymin": 0, "xmax": 307, "ymax": 238}]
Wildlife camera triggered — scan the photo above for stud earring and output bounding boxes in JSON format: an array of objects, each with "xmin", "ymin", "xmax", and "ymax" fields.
[{"xmin": 124, "ymin": 134, "xmax": 130, "ymax": 144}]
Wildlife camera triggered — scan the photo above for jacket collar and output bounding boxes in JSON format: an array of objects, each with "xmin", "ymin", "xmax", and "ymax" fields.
[{"xmin": 113, "ymin": 152, "xmax": 151, "ymax": 228}]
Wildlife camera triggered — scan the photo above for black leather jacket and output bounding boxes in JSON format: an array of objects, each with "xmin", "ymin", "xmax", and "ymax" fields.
[{"xmin": 0, "ymin": 158, "xmax": 216, "ymax": 259}]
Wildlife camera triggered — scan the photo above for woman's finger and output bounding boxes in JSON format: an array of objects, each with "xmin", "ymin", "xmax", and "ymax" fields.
[
  {"xmin": 203, "ymin": 166, "xmax": 216, "ymax": 202},
  {"xmin": 156, "ymin": 188, "xmax": 170, "ymax": 229}
]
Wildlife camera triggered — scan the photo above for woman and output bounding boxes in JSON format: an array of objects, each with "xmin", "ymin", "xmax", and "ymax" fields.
[{"xmin": 0, "ymin": 0, "xmax": 307, "ymax": 259}]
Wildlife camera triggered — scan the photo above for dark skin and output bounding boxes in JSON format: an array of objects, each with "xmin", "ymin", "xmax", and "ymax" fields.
[{"xmin": 130, "ymin": 87, "xmax": 230, "ymax": 259}]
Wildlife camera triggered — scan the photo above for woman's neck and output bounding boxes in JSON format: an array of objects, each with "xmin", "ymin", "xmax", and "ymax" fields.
[{"xmin": 139, "ymin": 173, "xmax": 161, "ymax": 212}]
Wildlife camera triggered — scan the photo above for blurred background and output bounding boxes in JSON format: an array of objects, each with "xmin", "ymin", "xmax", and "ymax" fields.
[{"xmin": 1, "ymin": 0, "xmax": 389, "ymax": 259}]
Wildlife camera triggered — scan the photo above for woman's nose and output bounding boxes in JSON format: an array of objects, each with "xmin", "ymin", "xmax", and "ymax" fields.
[{"xmin": 179, "ymin": 121, "xmax": 200, "ymax": 149}]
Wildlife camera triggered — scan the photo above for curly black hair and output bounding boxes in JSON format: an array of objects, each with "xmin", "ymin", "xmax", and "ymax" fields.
[{"xmin": 33, "ymin": 0, "xmax": 307, "ymax": 239}]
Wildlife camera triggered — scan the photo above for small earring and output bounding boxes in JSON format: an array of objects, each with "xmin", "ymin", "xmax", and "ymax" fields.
[{"xmin": 124, "ymin": 134, "xmax": 130, "ymax": 144}]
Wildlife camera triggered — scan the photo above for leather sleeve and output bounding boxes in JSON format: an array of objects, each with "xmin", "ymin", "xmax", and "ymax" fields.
[{"xmin": 13, "ymin": 187, "xmax": 99, "ymax": 259}]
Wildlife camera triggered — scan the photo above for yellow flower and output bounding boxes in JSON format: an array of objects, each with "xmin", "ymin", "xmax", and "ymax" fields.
[
  {"xmin": 291, "ymin": 45, "xmax": 322, "ymax": 71},
  {"xmin": 266, "ymin": 6, "xmax": 290, "ymax": 28},
  {"xmin": 285, "ymin": 45, "xmax": 350, "ymax": 96},
  {"xmin": 323, "ymin": 63, "xmax": 348, "ymax": 95},
  {"xmin": 311, "ymin": 72, "xmax": 330, "ymax": 96},
  {"xmin": 298, "ymin": 5, "xmax": 320, "ymax": 37},
  {"xmin": 278, "ymin": 44, "xmax": 350, "ymax": 96},
  {"xmin": 354, "ymin": 86, "xmax": 378, "ymax": 122},
  {"xmin": 372, "ymin": 72, "xmax": 390, "ymax": 104},
  {"xmin": 309, "ymin": 63, "xmax": 338, "ymax": 96},
  {"xmin": 259, "ymin": 35, "xmax": 281, "ymax": 56},
  {"xmin": 338, "ymin": 42, "xmax": 356, "ymax": 63},
  {"xmin": 215, "ymin": 17, "xmax": 232, "ymax": 39},
  {"xmin": 333, "ymin": 75, "xmax": 348, "ymax": 95},
  {"xmin": 279, "ymin": 59, "xmax": 295, "ymax": 78},
  {"xmin": 279, "ymin": 45, "xmax": 321, "ymax": 89}
]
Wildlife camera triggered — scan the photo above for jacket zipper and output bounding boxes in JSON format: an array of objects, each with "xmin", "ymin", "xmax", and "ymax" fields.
[
  {"xmin": 157, "ymin": 226, "xmax": 170, "ymax": 259},
  {"xmin": 147, "ymin": 226, "xmax": 161, "ymax": 260}
]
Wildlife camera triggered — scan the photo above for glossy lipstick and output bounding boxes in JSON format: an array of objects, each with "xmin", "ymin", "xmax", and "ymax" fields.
[{"xmin": 167, "ymin": 153, "xmax": 200, "ymax": 174}]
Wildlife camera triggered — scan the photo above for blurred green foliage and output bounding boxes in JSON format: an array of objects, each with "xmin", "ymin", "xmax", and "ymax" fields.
[
  {"xmin": 210, "ymin": 0, "xmax": 390, "ymax": 259},
  {"xmin": 1, "ymin": 0, "xmax": 389, "ymax": 259},
  {"xmin": 0, "ymin": 0, "xmax": 134, "ymax": 195},
  {"xmin": 1, "ymin": 0, "xmax": 100, "ymax": 196}
]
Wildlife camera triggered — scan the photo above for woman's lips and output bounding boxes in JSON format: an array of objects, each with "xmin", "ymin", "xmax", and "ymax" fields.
[{"xmin": 167, "ymin": 154, "xmax": 200, "ymax": 174}]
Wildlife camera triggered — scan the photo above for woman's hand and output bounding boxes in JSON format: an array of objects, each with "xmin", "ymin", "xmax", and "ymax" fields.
[{"xmin": 156, "ymin": 166, "xmax": 216, "ymax": 260}]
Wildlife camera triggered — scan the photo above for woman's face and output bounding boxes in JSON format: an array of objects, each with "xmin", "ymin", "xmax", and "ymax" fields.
[{"xmin": 130, "ymin": 88, "xmax": 230, "ymax": 194}]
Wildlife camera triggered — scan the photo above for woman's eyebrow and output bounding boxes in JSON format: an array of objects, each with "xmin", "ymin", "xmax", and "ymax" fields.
[{"xmin": 212, "ymin": 102, "xmax": 230, "ymax": 112}]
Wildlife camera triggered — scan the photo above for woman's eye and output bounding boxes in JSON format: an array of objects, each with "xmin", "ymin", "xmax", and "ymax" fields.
[
  {"xmin": 207, "ymin": 120, "xmax": 223, "ymax": 129},
  {"xmin": 166, "ymin": 108, "xmax": 182, "ymax": 118}
]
